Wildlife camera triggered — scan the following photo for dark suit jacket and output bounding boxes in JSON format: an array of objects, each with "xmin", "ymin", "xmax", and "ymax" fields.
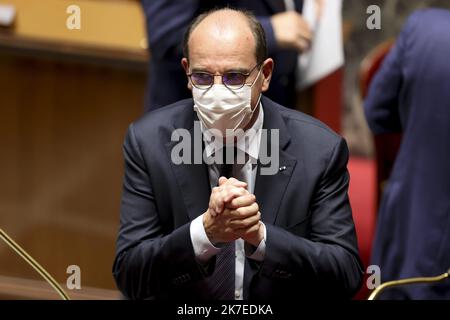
[
  {"xmin": 141, "ymin": 0, "xmax": 303, "ymax": 111},
  {"xmin": 113, "ymin": 96, "xmax": 363, "ymax": 300},
  {"xmin": 365, "ymin": 9, "xmax": 450, "ymax": 299}
]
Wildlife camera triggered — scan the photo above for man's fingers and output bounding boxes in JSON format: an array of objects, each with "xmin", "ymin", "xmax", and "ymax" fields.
[
  {"xmin": 218, "ymin": 177, "xmax": 228, "ymax": 186},
  {"xmin": 216, "ymin": 188, "xmax": 229, "ymax": 211},
  {"xmin": 294, "ymin": 16, "xmax": 312, "ymax": 52},
  {"xmin": 296, "ymin": 14, "xmax": 312, "ymax": 33},
  {"xmin": 298, "ymin": 29, "xmax": 312, "ymax": 42},
  {"xmin": 209, "ymin": 186, "xmax": 221, "ymax": 215},
  {"xmin": 214, "ymin": 186, "xmax": 247, "ymax": 213},
  {"xmin": 222, "ymin": 187, "xmax": 248, "ymax": 203},
  {"xmin": 222, "ymin": 177, "xmax": 247, "ymax": 188},
  {"xmin": 215, "ymin": 190, "xmax": 225, "ymax": 212},
  {"xmin": 228, "ymin": 211, "xmax": 261, "ymax": 229},
  {"xmin": 209, "ymin": 209, "xmax": 218, "ymax": 217},
  {"xmin": 295, "ymin": 38, "xmax": 310, "ymax": 52},
  {"xmin": 228, "ymin": 203, "xmax": 259, "ymax": 219},
  {"xmin": 211, "ymin": 179, "xmax": 249, "ymax": 214},
  {"xmin": 227, "ymin": 194, "xmax": 256, "ymax": 209}
]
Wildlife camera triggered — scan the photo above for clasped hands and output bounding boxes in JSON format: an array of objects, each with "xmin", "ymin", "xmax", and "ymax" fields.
[{"xmin": 203, "ymin": 177, "xmax": 264, "ymax": 247}]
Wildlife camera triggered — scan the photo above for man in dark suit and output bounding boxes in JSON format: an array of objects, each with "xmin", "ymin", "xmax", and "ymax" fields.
[
  {"xmin": 141, "ymin": 0, "xmax": 311, "ymax": 111},
  {"xmin": 365, "ymin": 9, "xmax": 450, "ymax": 299},
  {"xmin": 113, "ymin": 8, "xmax": 362, "ymax": 300}
]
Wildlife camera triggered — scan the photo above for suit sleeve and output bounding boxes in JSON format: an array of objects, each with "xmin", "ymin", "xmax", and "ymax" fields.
[
  {"xmin": 259, "ymin": 138, "xmax": 364, "ymax": 298},
  {"xmin": 364, "ymin": 11, "xmax": 420, "ymax": 134},
  {"xmin": 141, "ymin": 0, "xmax": 199, "ymax": 60},
  {"xmin": 112, "ymin": 124, "xmax": 207, "ymax": 299}
]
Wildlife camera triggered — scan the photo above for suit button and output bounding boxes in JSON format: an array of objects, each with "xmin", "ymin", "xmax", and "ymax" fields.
[{"xmin": 235, "ymin": 291, "xmax": 240, "ymax": 299}]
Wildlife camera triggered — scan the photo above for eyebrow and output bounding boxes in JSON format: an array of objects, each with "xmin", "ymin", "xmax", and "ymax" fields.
[
  {"xmin": 190, "ymin": 67, "xmax": 210, "ymax": 73},
  {"xmin": 230, "ymin": 68, "xmax": 251, "ymax": 73},
  {"xmin": 191, "ymin": 67, "xmax": 251, "ymax": 74}
]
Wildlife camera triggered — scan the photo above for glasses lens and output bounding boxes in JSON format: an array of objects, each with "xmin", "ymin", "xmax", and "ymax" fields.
[
  {"xmin": 223, "ymin": 73, "xmax": 246, "ymax": 89},
  {"xmin": 191, "ymin": 73, "xmax": 213, "ymax": 89}
]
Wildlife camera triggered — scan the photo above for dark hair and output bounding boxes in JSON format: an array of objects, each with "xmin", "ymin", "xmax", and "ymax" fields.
[{"xmin": 183, "ymin": 8, "xmax": 268, "ymax": 64}]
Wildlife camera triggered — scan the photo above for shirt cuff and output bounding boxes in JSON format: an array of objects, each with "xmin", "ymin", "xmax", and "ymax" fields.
[
  {"xmin": 190, "ymin": 214, "xmax": 221, "ymax": 264},
  {"xmin": 244, "ymin": 222, "xmax": 267, "ymax": 262}
]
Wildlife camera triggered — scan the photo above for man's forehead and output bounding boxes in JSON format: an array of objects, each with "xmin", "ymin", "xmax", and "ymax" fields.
[
  {"xmin": 192, "ymin": 10, "xmax": 252, "ymax": 36},
  {"xmin": 188, "ymin": 34, "xmax": 255, "ymax": 70},
  {"xmin": 188, "ymin": 12, "xmax": 256, "ymax": 61},
  {"xmin": 189, "ymin": 28, "xmax": 254, "ymax": 50}
]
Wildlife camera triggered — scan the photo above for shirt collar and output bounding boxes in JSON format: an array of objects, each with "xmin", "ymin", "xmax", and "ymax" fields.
[{"xmin": 201, "ymin": 102, "xmax": 264, "ymax": 161}]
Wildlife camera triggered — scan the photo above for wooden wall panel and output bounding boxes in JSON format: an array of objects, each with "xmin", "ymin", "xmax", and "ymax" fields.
[{"xmin": 0, "ymin": 53, "xmax": 146, "ymax": 291}]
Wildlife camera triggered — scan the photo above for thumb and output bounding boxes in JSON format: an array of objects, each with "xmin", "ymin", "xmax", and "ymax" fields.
[{"xmin": 218, "ymin": 177, "xmax": 228, "ymax": 186}]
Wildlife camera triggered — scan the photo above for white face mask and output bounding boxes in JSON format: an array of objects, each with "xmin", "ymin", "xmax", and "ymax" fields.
[{"xmin": 193, "ymin": 71, "xmax": 261, "ymax": 138}]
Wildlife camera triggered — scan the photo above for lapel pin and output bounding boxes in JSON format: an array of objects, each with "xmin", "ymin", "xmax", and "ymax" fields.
[{"xmin": 279, "ymin": 166, "xmax": 287, "ymax": 172}]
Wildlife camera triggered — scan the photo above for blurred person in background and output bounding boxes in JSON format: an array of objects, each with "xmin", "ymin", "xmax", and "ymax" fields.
[
  {"xmin": 141, "ymin": 0, "xmax": 314, "ymax": 112},
  {"xmin": 365, "ymin": 8, "xmax": 450, "ymax": 299}
]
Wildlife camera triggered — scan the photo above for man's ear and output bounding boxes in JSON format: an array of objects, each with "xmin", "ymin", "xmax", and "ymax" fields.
[
  {"xmin": 261, "ymin": 58, "xmax": 273, "ymax": 93},
  {"xmin": 181, "ymin": 57, "xmax": 192, "ymax": 90}
]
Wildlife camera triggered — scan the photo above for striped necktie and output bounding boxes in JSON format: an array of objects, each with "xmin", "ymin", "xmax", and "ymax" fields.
[{"xmin": 207, "ymin": 146, "xmax": 236, "ymax": 299}]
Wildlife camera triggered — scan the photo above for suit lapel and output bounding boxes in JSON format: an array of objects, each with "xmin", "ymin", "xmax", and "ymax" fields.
[
  {"xmin": 254, "ymin": 97, "xmax": 297, "ymax": 225},
  {"xmin": 254, "ymin": 152, "xmax": 297, "ymax": 225},
  {"xmin": 165, "ymin": 110, "xmax": 211, "ymax": 222}
]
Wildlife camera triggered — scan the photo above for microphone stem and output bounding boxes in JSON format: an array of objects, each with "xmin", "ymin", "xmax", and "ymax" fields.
[
  {"xmin": 368, "ymin": 271, "xmax": 449, "ymax": 300},
  {"xmin": 0, "ymin": 228, "xmax": 70, "ymax": 300}
]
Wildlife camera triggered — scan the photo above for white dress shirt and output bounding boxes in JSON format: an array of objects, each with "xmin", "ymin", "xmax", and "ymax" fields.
[{"xmin": 190, "ymin": 103, "xmax": 266, "ymax": 300}]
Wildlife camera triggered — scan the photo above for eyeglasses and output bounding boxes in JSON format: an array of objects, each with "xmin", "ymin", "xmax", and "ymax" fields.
[{"xmin": 187, "ymin": 63, "xmax": 262, "ymax": 90}]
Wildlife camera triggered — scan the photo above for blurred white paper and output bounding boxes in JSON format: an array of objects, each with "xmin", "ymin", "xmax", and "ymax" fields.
[
  {"xmin": 297, "ymin": 0, "xmax": 344, "ymax": 89},
  {"xmin": 0, "ymin": 4, "xmax": 16, "ymax": 27}
]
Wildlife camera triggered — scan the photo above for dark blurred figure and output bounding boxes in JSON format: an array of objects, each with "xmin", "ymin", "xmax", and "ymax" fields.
[
  {"xmin": 365, "ymin": 9, "xmax": 450, "ymax": 299},
  {"xmin": 141, "ymin": 0, "xmax": 310, "ymax": 111}
]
